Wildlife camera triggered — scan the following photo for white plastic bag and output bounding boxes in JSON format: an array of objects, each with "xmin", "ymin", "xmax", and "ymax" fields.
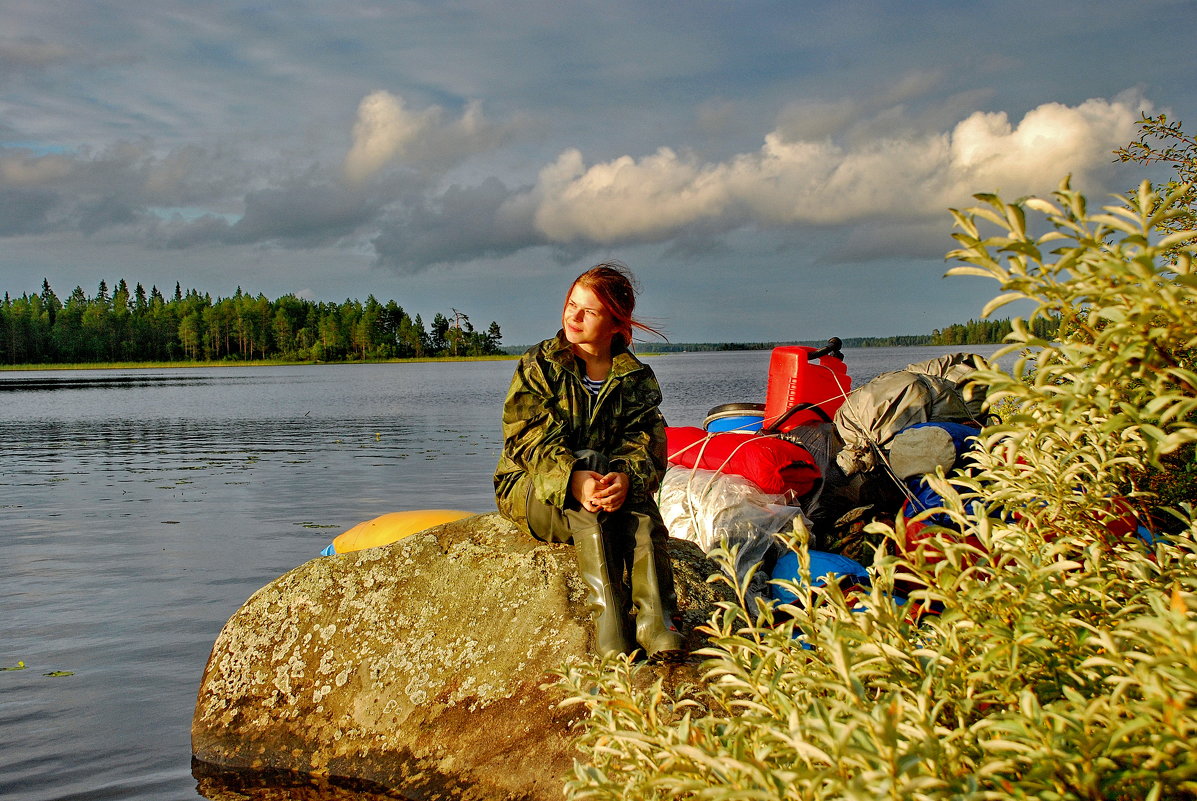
[{"xmin": 658, "ymin": 464, "xmax": 808, "ymax": 588}]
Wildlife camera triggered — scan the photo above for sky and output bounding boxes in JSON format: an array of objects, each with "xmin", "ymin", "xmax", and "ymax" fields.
[{"xmin": 2, "ymin": 1, "xmax": 1195, "ymax": 346}]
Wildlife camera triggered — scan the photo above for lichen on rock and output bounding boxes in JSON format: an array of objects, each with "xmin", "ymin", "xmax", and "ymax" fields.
[{"xmin": 192, "ymin": 512, "xmax": 734, "ymax": 801}]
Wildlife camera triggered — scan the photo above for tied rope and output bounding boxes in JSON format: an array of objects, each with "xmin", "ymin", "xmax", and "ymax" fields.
[
  {"xmin": 830, "ymin": 362, "xmax": 989, "ymax": 509},
  {"xmin": 663, "ymin": 430, "xmax": 808, "ymax": 541}
]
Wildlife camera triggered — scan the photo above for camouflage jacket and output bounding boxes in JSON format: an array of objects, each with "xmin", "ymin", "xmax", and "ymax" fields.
[{"xmin": 493, "ymin": 331, "xmax": 667, "ymax": 532}]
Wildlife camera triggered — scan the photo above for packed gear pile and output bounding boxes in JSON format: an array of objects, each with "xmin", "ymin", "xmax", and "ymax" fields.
[{"xmin": 658, "ymin": 340, "xmax": 995, "ymax": 606}]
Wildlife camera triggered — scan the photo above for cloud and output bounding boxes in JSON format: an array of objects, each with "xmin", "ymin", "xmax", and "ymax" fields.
[
  {"xmin": 0, "ymin": 36, "xmax": 71, "ymax": 75},
  {"xmin": 0, "ymin": 142, "xmax": 251, "ymax": 239},
  {"xmin": 75, "ymin": 195, "xmax": 139, "ymax": 234},
  {"xmin": 946, "ymin": 98, "xmax": 1142, "ymax": 194},
  {"xmin": 0, "ymin": 90, "xmax": 1155, "ymax": 276},
  {"xmin": 228, "ymin": 181, "xmax": 371, "ymax": 245},
  {"xmin": 140, "ymin": 145, "xmax": 245, "ymax": 203},
  {"xmin": 532, "ymin": 147, "xmax": 736, "ymax": 244},
  {"xmin": 342, "ymin": 91, "xmax": 509, "ymax": 185},
  {"xmin": 520, "ymin": 95, "xmax": 1149, "ymax": 249},
  {"xmin": 773, "ymin": 98, "xmax": 862, "ymax": 143},
  {"xmin": 772, "ymin": 70, "xmax": 952, "ymax": 145},
  {"xmin": 0, "ymin": 149, "xmax": 75, "ymax": 185},
  {"xmin": 159, "ymin": 212, "xmax": 233, "ymax": 249},
  {"xmin": 343, "ymin": 92, "xmax": 435, "ymax": 185},
  {"xmin": 332, "ymin": 93, "xmax": 1155, "ymax": 273},
  {"xmin": 372, "ymin": 176, "xmax": 542, "ymax": 271},
  {"xmin": 0, "ymin": 187, "xmax": 57, "ymax": 234},
  {"xmin": 155, "ymin": 178, "xmax": 380, "ymax": 250}
]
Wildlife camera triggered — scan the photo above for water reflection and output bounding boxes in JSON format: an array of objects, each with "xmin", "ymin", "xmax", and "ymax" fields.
[
  {"xmin": 193, "ymin": 762, "xmax": 412, "ymax": 800},
  {"xmin": 0, "ymin": 347, "xmax": 1009, "ymax": 801},
  {"xmin": 0, "ymin": 373, "xmax": 243, "ymax": 392}
]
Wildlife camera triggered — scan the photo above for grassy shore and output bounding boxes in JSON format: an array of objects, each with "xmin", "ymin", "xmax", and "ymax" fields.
[{"xmin": 0, "ymin": 355, "xmax": 519, "ymax": 372}]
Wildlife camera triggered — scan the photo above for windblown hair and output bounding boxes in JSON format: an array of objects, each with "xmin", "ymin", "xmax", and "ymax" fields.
[{"xmin": 567, "ymin": 261, "xmax": 665, "ymax": 346}]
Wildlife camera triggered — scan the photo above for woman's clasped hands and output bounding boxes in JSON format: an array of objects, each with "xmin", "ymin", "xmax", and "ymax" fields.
[{"xmin": 570, "ymin": 469, "xmax": 630, "ymax": 513}]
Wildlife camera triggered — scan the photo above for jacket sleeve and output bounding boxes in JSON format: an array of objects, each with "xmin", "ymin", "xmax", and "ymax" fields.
[
  {"xmin": 607, "ymin": 371, "xmax": 667, "ymax": 504},
  {"xmin": 500, "ymin": 352, "xmax": 578, "ymax": 509}
]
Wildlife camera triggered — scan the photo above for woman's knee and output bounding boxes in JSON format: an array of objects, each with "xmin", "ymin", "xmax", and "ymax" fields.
[{"xmin": 526, "ymin": 492, "xmax": 602, "ymax": 544}]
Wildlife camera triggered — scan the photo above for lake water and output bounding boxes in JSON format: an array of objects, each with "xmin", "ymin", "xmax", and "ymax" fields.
[{"xmin": 0, "ymin": 344, "xmax": 1005, "ymax": 801}]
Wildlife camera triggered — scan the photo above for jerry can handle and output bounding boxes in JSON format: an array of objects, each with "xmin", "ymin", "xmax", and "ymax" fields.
[{"xmin": 807, "ymin": 337, "xmax": 844, "ymax": 361}]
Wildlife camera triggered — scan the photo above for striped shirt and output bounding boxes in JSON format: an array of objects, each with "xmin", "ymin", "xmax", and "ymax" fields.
[{"xmin": 582, "ymin": 375, "xmax": 604, "ymax": 397}]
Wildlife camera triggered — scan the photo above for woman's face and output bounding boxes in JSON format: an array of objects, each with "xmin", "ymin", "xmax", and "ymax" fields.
[{"xmin": 562, "ymin": 283, "xmax": 618, "ymax": 353}]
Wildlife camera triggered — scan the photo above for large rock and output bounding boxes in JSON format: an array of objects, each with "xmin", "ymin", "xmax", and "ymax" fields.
[{"xmin": 192, "ymin": 512, "xmax": 735, "ymax": 801}]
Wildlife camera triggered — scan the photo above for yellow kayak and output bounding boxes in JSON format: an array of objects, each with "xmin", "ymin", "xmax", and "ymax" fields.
[{"xmin": 321, "ymin": 509, "xmax": 475, "ymax": 555}]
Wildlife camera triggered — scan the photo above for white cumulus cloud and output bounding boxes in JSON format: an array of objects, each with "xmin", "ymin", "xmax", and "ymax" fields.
[
  {"xmin": 525, "ymin": 95, "xmax": 1149, "ymax": 245},
  {"xmin": 532, "ymin": 147, "xmax": 731, "ymax": 243},
  {"xmin": 343, "ymin": 91, "xmax": 436, "ymax": 185},
  {"xmin": 946, "ymin": 97, "xmax": 1143, "ymax": 194},
  {"xmin": 342, "ymin": 91, "xmax": 508, "ymax": 185}
]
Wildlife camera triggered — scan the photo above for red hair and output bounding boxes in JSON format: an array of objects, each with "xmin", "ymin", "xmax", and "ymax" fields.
[{"xmin": 566, "ymin": 261, "xmax": 664, "ymax": 346}]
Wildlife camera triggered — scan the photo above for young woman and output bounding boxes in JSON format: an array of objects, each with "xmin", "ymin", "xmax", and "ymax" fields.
[{"xmin": 494, "ymin": 262, "xmax": 684, "ymax": 659}]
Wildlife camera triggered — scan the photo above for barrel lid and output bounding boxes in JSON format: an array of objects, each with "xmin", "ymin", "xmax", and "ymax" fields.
[{"xmin": 705, "ymin": 402, "xmax": 766, "ymax": 417}]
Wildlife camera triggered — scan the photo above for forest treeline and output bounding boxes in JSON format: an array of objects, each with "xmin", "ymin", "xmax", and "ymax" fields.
[
  {"xmin": 1, "ymin": 278, "xmax": 1058, "ymax": 366},
  {"xmin": 0, "ymin": 279, "xmax": 503, "ymax": 365},
  {"xmin": 929, "ymin": 315, "xmax": 1060, "ymax": 346},
  {"xmin": 632, "ymin": 315, "xmax": 1060, "ymax": 354}
]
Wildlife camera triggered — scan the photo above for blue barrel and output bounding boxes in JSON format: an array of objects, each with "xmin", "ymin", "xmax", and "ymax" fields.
[{"xmin": 703, "ymin": 402, "xmax": 765, "ymax": 433}]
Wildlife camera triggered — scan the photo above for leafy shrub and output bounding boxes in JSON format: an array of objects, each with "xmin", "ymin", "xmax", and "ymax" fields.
[
  {"xmin": 557, "ymin": 180, "xmax": 1197, "ymax": 800},
  {"xmin": 1115, "ymin": 114, "xmax": 1197, "ymax": 252}
]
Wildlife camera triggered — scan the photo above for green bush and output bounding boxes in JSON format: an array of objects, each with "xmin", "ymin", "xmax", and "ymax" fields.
[
  {"xmin": 1115, "ymin": 114, "xmax": 1197, "ymax": 255},
  {"xmin": 557, "ymin": 180, "xmax": 1197, "ymax": 800}
]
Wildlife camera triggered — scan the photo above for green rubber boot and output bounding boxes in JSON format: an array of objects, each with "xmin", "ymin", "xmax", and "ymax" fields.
[
  {"xmin": 572, "ymin": 522, "xmax": 634, "ymax": 657},
  {"xmin": 628, "ymin": 513, "xmax": 685, "ymax": 659}
]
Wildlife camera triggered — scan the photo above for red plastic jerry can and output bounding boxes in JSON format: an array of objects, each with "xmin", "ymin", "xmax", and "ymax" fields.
[{"xmin": 762, "ymin": 344, "xmax": 852, "ymax": 432}]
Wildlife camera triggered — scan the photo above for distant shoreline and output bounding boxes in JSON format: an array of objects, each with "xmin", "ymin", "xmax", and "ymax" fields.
[
  {"xmin": 0, "ymin": 355, "xmax": 519, "ymax": 372},
  {"xmin": 0, "ymin": 342, "xmax": 1008, "ymax": 372}
]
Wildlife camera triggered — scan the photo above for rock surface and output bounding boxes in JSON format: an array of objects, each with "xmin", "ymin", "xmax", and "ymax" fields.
[{"xmin": 192, "ymin": 513, "xmax": 735, "ymax": 801}]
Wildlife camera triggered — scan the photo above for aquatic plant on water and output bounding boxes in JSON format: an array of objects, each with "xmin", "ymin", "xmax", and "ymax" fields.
[{"xmin": 557, "ymin": 179, "xmax": 1197, "ymax": 800}]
